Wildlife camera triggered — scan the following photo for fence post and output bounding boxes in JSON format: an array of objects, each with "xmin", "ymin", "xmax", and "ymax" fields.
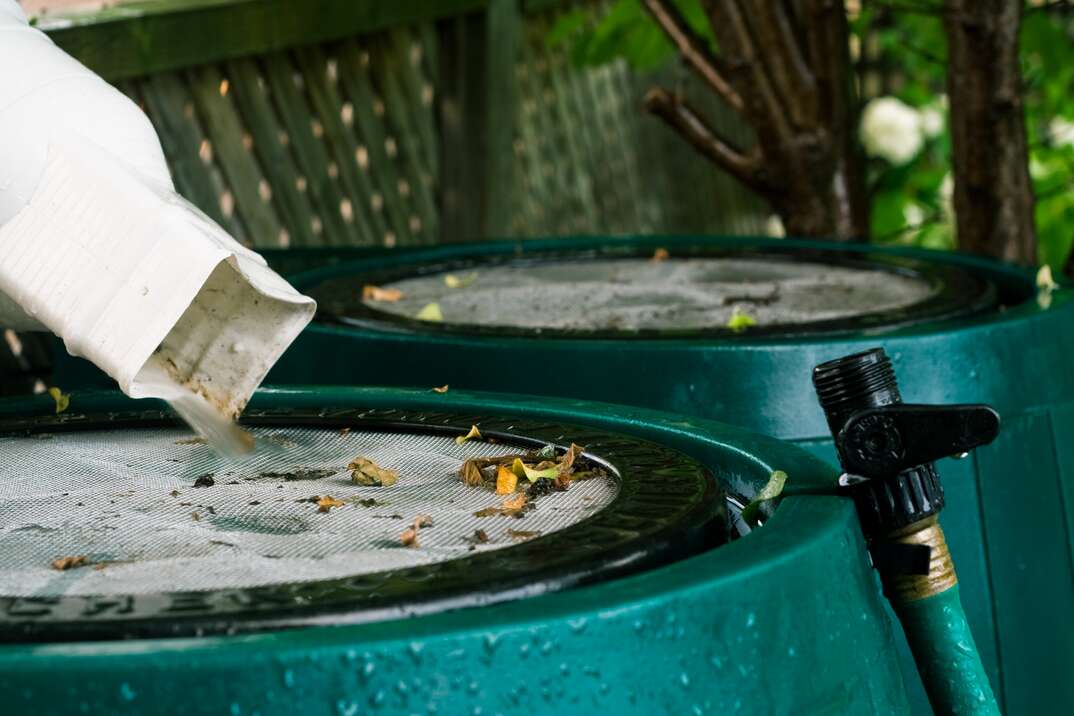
[{"xmin": 438, "ymin": 0, "xmax": 520, "ymax": 243}]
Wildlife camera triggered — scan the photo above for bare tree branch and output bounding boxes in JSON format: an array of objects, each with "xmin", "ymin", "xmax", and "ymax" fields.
[
  {"xmin": 643, "ymin": 87, "xmax": 763, "ymax": 189},
  {"xmin": 753, "ymin": 0, "xmax": 819, "ymax": 128},
  {"xmin": 641, "ymin": 0, "xmax": 744, "ymax": 113}
]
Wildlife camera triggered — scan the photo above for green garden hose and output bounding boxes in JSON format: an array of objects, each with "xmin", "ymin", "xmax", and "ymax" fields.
[
  {"xmin": 882, "ymin": 518, "xmax": 1000, "ymax": 715},
  {"xmin": 812, "ymin": 349, "xmax": 1002, "ymax": 715}
]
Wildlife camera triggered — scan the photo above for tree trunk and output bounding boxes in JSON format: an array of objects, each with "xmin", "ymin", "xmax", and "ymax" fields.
[
  {"xmin": 944, "ymin": 0, "xmax": 1036, "ymax": 265},
  {"xmin": 642, "ymin": 0, "xmax": 869, "ymax": 240}
]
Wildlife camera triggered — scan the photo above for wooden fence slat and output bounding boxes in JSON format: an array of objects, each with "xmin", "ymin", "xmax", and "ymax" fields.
[
  {"xmin": 336, "ymin": 40, "xmax": 433, "ymax": 246},
  {"xmin": 226, "ymin": 58, "xmax": 319, "ymax": 247},
  {"xmin": 187, "ymin": 64, "xmax": 283, "ymax": 247},
  {"xmin": 262, "ymin": 52, "xmax": 359, "ymax": 246},
  {"xmin": 294, "ymin": 45, "xmax": 388, "ymax": 245},
  {"xmin": 136, "ymin": 74, "xmax": 243, "ymax": 238}
]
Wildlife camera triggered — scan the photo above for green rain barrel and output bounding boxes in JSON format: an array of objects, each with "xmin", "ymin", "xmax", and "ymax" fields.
[
  {"xmin": 266, "ymin": 235, "xmax": 1074, "ymax": 715},
  {"xmin": 0, "ymin": 387, "xmax": 907, "ymax": 715}
]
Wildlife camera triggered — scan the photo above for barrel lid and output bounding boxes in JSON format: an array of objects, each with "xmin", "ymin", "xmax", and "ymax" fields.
[
  {"xmin": 304, "ymin": 243, "xmax": 998, "ymax": 339},
  {"xmin": 0, "ymin": 405, "xmax": 721, "ymax": 642}
]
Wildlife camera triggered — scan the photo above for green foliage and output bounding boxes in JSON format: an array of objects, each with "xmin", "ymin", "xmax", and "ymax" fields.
[
  {"xmin": 548, "ymin": 0, "xmax": 1074, "ymax": 270},
  {"xmin": 547, "ymin": 0, "xmax": 711, "ymax": 71}
]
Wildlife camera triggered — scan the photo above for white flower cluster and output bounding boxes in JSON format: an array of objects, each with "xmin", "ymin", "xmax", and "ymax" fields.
[{"xmin": 860, "ymin": 97, "xmax": 945, "ymax": 165}]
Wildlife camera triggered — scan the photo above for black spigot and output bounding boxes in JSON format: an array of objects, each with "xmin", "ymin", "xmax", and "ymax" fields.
[{"xmin": 812, "ymin": 348, "xmax": 1000, "ymax": 536}]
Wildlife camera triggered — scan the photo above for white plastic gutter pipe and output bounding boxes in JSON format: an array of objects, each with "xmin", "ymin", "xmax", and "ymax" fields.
[{"xmin": 0, "ymin": 1, "xmax": 315, "ymax": 425}]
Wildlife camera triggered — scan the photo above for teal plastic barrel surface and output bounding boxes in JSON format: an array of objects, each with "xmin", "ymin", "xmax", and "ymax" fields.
[
  {"xmin": 258, "ymin": 236, "xmax": 1074, "ymax": 715},
  {"xmin": 0, "ymin": 387, "xmax": 907, "ymax": 715}
]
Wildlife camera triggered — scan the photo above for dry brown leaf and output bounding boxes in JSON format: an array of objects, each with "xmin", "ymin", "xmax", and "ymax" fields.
[
  {"xmin": 349, "ymin": 456, "xmax": 399, "ymax": 487},
  {"xmin": 507, "ymin": 528, "xmax": 541, "ymax": 540},
  {"xmin": 175, "ymin": 436, "xmax": 207, "ymax": 445},
  {"xmin": 363, "ymin": 284, "xmax": 404, "ymax": 302},
  {"xmin": 432, "ymin": 384, "xmax": 450, "ymax": 394},
  {"xmin": 400, "ymin": 514, "xmax": 434, "ymax": 547},
  {"xmin": 317, "ymin": 495, "xmax": 346, "ymax": 513},
  {"xmin": 459, "ymin": 459, "xmax": 486, "ymax": 487},
  {"xmin": 51, "ymin": 555, "xmax": 87, "ymax": 571},
  {"xmin": 502, "ymin": 493, "xmax": 527, "ymax": 511},
  {"xmin": 651, "ymin": 247, "xmax": 670, "ymax": 263},
  {"xmin": 496, "ymin": 464, "xmax": 518, "ymax": 495}
]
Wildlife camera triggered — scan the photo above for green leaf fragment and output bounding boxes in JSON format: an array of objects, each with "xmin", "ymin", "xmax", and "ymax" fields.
[
  {"xmin": 511, "ymin": 458, "xmax": 558, "ymax": 483},
  {"xmin": 47, "ymin": 387, "xmax": 70, "ymax": 414},
  {"xmin": 726, "ymin": 307, "xmax": 757, "ymax": 333},
  {"xmin": 444, "ymin": 272, "xmax": 478, "ymax": 289},
  {"xmin": 741, "ymin": 470, "xmax": 788, "ymax": 527}
]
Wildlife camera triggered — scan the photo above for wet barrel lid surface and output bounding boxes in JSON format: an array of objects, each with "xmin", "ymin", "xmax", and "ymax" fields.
[
  {"xmin": 0, "ymin": 408, "xmax": 721, "ymax": 642},
  {"xmin": 307, "ymin": 245, "xmax": 998, "ymax": 339}
]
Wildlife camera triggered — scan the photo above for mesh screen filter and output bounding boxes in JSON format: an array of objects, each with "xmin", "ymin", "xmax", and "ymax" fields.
[
  {"xmin": 360, "ymin": 257, "xmax": 937, "ymax": 331},
  {"xmin": 0, "ymin": 426, "xmax": 616, "ymax": 597}
]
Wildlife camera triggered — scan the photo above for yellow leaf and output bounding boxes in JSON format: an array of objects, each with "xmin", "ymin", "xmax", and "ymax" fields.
[
  {"xmin": 362, "ymin": 284, "xmax": 404, "ymax": 302},
  {"xmin": 726, "ymin": 307, "xmax": 757, "ymax": 333},
  {"xmin": 432, "ymin": 384, "xmax": 450, "ymax": 393},
  {"xmin": 47, "ymin": 387, "xmax": 70, "ymax": 414},
  {"xmin": 444, "ymin": 272, "xmax": 478, "ymax": 289},
  {"xmin": 651, "ymin": 247, "xmax": 670, "ymax": 263},
  {"xmin": 496, "ymin": 464, "xmax": 518, "ymax": 494},
  {"xmin": 1037, "ymin": 265, "xmax": 1058, "ymax": 309},
  {"xmin": 455, "ymin": 424, "xmax": 482, "ymax": 445},
  {"xmin": 415, "ymin": 302, "xmax": 443, "ymax": 321},
  {"xmin": 1037, "ymin": 265, "xmax": 1059, "ymax": 291}
]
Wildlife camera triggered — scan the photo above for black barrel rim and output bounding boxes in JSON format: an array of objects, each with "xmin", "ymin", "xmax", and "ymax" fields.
[
  {"xmin": 0, "ymin": 407, "xmax": 721, "ymax": 643},
  {"xmin": 308, "ymin": 245, "xmax": 998, "ymax": 340}
]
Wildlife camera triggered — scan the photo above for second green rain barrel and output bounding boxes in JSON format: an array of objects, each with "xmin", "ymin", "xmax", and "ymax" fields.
[
  {"xmin": 0, "ymin": 386, "xmax": 907, "ymax": 715},
  {"xmin": 264, "ymin": 234, "xmax": 1074, "ymax": 715}
]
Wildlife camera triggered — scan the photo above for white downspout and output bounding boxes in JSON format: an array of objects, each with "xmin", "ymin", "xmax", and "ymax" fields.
[{"xmin": 0, "ymin": 1, "xmax": 316, "ymax": 449}]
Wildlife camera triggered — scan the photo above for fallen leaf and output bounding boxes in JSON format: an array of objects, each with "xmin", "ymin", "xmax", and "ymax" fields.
[
  {"xmin": 191, "ymin": 511, "xmax": 201, "ymax": 521},
  {"xmin": 175, "ymin": 436, "xmax": 207, "ymax": 445},
  {"xmin": 400, "ymin": 514, "xmax": 434, "ymax": 547},
  {"xmin": 444, "ymin": 272, "xmax": 479, "ymax": 289},
  {"xmin": 363, "ymin": 284, "xmax": 404, "ymax": 302},
  {"xmin": 47, "ymin": 387, "xmax": 70, "ymax": 414},
  {"xmin": 459, "ymin": 459, "xmax": 486, "ymax": 487},
  {"xmin": 317, "ymin": 495, "xmax": 346, "ymax": 513},
  {"xmin": 496, "ymin": 464, "xmax": 518, "ymax": 494},
  {"xmin": 651, "ymin": 247, "xmax": 670, "ymax": 263},
  {"xmin": 1037, "ymin": 265, "xmax": 1059, "ymax": 309},
  {"xmin": 415, "ymin": 302, "xmax": 443, "ymax": 321},
  {"xmin": 51, "ymin": 555, "xmax": 87, "ymax": 571},
  {"xmin": 741, "ymin": 470, "xmax": 788, "ymax": 527},
  {"xmin": 512, "ymin": 457, "xmax": 558, "ymax": 483},
  {"xmin": 432, "ymin": 384, "xmax": 450, "ymax": 394},
  {"xmin": 472, "ymin": 529, "xmax": 490, "ymax": 543},
  {"xmin": 507, "ymin": 528, "xmax": 541, "ymax": 540},
  {"xmin": 502, "ymin": 493, "xmax": 527, "ymax": 511},
  {"xmin": 455, "ymin": 425, "xmax": 482, "ymax": 445},
  {"xmin": 193, "ymin": 473, "xmax": 215, "ymax": 488},
  {"xmin": 348, "ymin": 456, "xmax": 399, "ymax": 487},
  {"xmin": 726, "ymin": 306, "xmax": 757, "ymax": 333}
]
